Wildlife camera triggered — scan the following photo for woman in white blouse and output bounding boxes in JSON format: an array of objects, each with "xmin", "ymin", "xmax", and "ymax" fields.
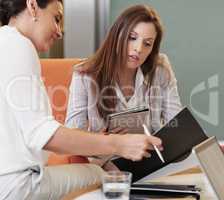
[
  {"xmin": 0, "ymin": 0, "xmax": 162, "ymax": 199},
  {"xmin": 66, "ymin": 5, "xmax": 182, "ymax": 169}
]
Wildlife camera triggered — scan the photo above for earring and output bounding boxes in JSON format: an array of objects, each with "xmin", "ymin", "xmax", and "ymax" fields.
[{"xmin": 33, "ymin": 17, "xmax": 38, "ymax": 22}]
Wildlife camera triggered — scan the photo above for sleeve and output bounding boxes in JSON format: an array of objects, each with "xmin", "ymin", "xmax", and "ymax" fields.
[
  {"xmin": 65, "ymin": 72, "xmax": 89, "ymax": 129},
  {"xmin": 0, "ymin": 37, "xmax": 61, "ymax": 151},
  {"xmin": 159, "ymin": 54, "xmax": 183, "ymax": 122}
]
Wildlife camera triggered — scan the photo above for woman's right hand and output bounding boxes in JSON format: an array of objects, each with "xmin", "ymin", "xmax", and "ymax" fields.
[{"xmin": 112, "ymin": 134, "xmax": 162, "ymax": 161}]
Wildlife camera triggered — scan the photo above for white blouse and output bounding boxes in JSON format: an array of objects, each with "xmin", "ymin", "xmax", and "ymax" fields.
[
  {"xmin": 0, "ymin": 26, "xmax": 61, "ymax": 198},
  {"xmin": 66, "ymin": 55, "xmax": 182, "ymax": 133}
]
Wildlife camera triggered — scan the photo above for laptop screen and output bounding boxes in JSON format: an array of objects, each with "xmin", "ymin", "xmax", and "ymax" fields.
[{"xmin": 193, "ymin": 136, "xmax": 224, "ymax": 200}]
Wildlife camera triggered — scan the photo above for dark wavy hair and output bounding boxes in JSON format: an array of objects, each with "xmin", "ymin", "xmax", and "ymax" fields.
[{"xmin": 0, "ymin": 0, "xmax": 62, "ymax": 25}]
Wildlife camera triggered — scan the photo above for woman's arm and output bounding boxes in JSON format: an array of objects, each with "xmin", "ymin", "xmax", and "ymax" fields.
[
  {"xmin": 159, "ymin": 54, "xmax": 182, "ymax": 122},
  {"xmin": 44, "ymin": 126, "xmax": 162, "ymax": 161},
  {"xmin": 65, "ymin": 72, "xmax": 89, "ymax": 129},
  {"xmin": 161, "ymin": 78, "xmax": 182, "ymax": 122}
]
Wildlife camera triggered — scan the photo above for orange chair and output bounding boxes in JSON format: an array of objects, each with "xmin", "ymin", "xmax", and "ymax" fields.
[{"xmin": 40, "ymin": 58, "xmax": 89, "ymax": 165}]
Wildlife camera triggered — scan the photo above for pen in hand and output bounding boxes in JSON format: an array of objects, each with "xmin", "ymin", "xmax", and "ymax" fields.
[{"xmin": 142, "ymin": 124, "xmax": 165, "ymax": 163}]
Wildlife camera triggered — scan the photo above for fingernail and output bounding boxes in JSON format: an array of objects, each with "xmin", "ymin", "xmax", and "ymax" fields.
[
  {"xmin": 159, "ymin": 146, "xmax": 164, "ymax": 151},
  {"xmin": 147, "ymin": 154, "xmax": 151, "ymax": 158}
]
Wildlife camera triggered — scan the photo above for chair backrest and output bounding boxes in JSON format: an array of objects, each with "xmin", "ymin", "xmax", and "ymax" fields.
[
  {"xmin": 40, "ymin": 58, "xmax": 81, "ymax": 123},
  {"xmin": 40, "ymin": 58, "xmax": 89, "ymax": 165}
]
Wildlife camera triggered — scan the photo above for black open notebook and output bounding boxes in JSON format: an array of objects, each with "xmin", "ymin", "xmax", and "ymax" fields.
[{"xmin": 112, "ymin": 107, "xmax": 208, "ymax": 182}]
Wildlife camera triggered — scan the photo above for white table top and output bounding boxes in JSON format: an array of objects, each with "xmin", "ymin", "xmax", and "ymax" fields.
[
  {"xmin": 75, "ymin": 173, "xmax": 218, "ymax": 200},
  {"xmin": 75, "ymin": 153, "xmax": 218, "ymax": 200}
]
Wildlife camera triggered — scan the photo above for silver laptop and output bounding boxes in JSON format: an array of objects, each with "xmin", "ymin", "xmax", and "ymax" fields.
[{"xmin": 193, "ymin": 136, "xmax": 224, "ymax": 200}]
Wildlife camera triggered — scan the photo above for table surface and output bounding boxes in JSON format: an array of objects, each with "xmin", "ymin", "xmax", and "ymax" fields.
[
  {"xmin": 73, "ymin": 172, "xmax": 218, "ymax": 200},
  {"xmin": 62, "ymin": 152, "xmax": 218, "ymax": 200}
]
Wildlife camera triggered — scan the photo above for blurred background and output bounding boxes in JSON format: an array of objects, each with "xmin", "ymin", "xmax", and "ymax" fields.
[{"xmin": 1, "ymin": 0, "xmax": 223, "ymax": 139}]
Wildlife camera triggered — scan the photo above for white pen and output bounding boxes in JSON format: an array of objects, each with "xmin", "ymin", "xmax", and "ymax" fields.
[{"xmin": 142, "ymin": 124, "xmax": 165, "ymax": 163}]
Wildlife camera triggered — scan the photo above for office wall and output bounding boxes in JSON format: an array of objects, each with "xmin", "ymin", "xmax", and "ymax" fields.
[
  {"xmin": 64, "ymin": 0, "xmax": 96, "ymax": 58},
  {"xmin": 63, "ymin": 0, "xmax": 110, "ymax": 58},
  {"xmin": 110, "ymin": 0, "xmax": 224, "ymax": 139}
]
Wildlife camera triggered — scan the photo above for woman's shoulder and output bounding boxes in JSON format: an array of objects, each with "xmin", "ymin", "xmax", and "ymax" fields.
[
  {"xmin": 72, "ymin": 60, "xmax": 95, "ymax": 78},
  {"xmin": 0, "ymin": 26, "xmax": 39, "ymax": 73},
  {"xmin": 156, "ymin": 53, "xmax": 172, "ymax": 72},
  {"xmin": 71, "ymin": 64, "xmax": 94, "ymax": 87},
  {"xmin": 0, "ymin": 26, "xmax": 35, "ymax": 51},
  {"xmin": 154, "ymin": 53, "xmax": 176, "ymax": 86}
]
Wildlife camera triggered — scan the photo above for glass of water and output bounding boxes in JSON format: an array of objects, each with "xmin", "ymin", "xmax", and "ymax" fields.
[{"xmin": 102, "ymin": 171, "xmax": 132, "ymax": 200}]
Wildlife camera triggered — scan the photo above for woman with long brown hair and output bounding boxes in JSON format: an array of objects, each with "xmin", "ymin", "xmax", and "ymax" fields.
[{"xmin": 66, "ymin": 4, "xmax": 182, "ymax": 168}]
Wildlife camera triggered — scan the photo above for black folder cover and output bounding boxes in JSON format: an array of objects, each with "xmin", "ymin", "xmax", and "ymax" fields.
[
  {"xmin": 130, "ymin": 183, "xmax": 200, "ymax": 199},
  {"xmin": 112, "ymin": 107, "xmax": 208, "ymax": 182}
]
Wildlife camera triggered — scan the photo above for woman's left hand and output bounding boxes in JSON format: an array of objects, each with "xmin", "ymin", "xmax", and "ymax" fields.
[
  {"xmin": 99, "ymin": 127, "xmax": 128, "ymax": 135},
  {"xmin": 109, "ymin": 127, "xmax": 128, "ymax": 134}
]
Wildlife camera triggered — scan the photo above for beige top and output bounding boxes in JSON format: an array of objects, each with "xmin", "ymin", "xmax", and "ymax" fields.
[{"xmin": 65, "ymin": 54, "xmax": 182, "ymax": 133}]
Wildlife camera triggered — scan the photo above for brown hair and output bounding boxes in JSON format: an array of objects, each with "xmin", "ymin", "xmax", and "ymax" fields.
[{"xmin": 81, "ymin": 4, "xmax": 164, "ymax": 120}]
